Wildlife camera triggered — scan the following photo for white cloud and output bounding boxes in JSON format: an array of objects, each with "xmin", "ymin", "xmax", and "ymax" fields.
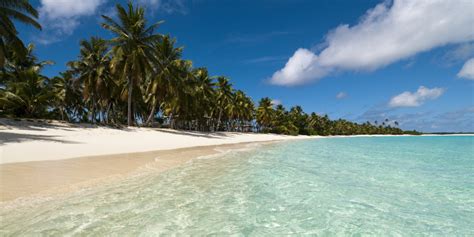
[
  {"xmin": 457, "ymin": 58, "xmax": 474, "ymax": 80},
  {"xmin": 389, "ymin": 86, "xmax": 445, "ymax": 108},
  {"xmin": 270, "ymin": 48, "xmax": 329, "ymax": 86},
  {"xmin": 271, "ymin": 99, "xmax": 282, "ymax": 106},
  {"xmin": 40, "ymin": 0, "xmax": 104, "ymax": 19},
  {"xmin": 336, "ymin": 92, "xmax": 347, "ymax": 99},
  {"xmin": 271, "ymin": 0, "xmax": 474, "ymax": 86},
  {"xmin": 37, "ymin": 0, "xmax": 105, "ymax": 44}
]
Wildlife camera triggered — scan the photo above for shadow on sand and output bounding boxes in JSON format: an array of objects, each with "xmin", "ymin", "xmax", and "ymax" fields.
[
  {"xmin": 0, "ymin": 132, "xmax": 80, "ymax": 144},
  {"xmin": 155, "ymin": 128, "xmax": 233, "ymax": 139}
]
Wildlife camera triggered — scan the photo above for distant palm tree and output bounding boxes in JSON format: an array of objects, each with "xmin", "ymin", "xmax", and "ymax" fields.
[
  {"xmin": 0, "ymin": 0, "xmax": 41, "ymax": 67},
  {"xmin": 101, "ymin": 2, "xmax": 163, "ymax": 126}
]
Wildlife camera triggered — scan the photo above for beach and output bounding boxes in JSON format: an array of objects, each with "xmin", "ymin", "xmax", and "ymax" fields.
[{"xmin": 0, "ymin": 119, "xmax": 311, "ymax": 202}]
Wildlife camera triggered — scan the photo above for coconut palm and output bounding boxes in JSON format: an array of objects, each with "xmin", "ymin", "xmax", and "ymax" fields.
[
  {"xmin": 1, "ymin": 43, "xmax": 53, "ymax": 90},
  {"xmin": 193, "ymin": 68, "xmax": 215, "ymax": 130},
  {"xmin": 50, "ymin": 72, "xmax": 85, "ymax": 121},
  {"xmin": 0, "ymin": 0, "xmax": 41, "ymax": 67},
  {"xmin": 0, "ymin": 67, "xmax": 54, "ymax": 117},
  {"xmin": 256, "ymin": 97, "xmax": 274, "ymax": 132},
  {"xmin": 161, "ymin": 59, "xmax": 193, "ymax": 129},
  {"xmin": 101, "ymin": 2, "xmax": 163, "ymax": 126},
  {"xmin": 214, "ymin": 76, "xmax": 233, "ymax": 131},
  {"xmin": 233, "ymin": 90, "xmax": 254, "ymax": 131},
  {"xmin": 68, "ymin": 37, "xmax": 112, "ymax": 123},
  {"xmin": 144, "ymin": 35, "xmax": 182, "ymax": 125}
]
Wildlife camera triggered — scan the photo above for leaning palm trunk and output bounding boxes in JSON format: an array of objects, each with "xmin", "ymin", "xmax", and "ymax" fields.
[
  {"xmin": 169, "ymin": 113, "xmax": 174, "ymax": 129},
  {"xmin": 145, "ymin": 105, "xmax": 156, "ymax": 126},
  {"xmin": 91, "ymin": 96, "xmax": 96, "ymax": 124},
  {"xmin": 127, "ymin": 77, "xmax": 133, "ymax": 126},
  {"xmin": 105, "ymin": 103, "xmax": 111, "ymax": 124},
  {"xmin": 216, "ymin": 108, "xmax": 223, "ymax": 131}
]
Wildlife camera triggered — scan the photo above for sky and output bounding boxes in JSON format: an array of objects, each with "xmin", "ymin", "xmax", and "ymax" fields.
[{"xmin": 17, "ymin": 0, "xmax": 474, "ymax": 132}]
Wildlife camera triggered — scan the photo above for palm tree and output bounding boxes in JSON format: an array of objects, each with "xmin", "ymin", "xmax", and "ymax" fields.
[
  {"xmin": 68, "ymin": 37, "xmax": 112, "ymax": 123},
  {"xmin": 193, "ymin": 68, "xmax": 215, "ymax": 130},
  {"xmin": 214, "ymin": 76, "xmax": 233, "ymax": 131},
  {"xmin": 0, "ymin": 67, "xmax": 54, "ymax": 117},
  {"xmin": 0, "ymin": 43, "xmax": 55, "ymax": 118},
  {"xmin": 0, "ymin": 0, "xmax": 41, "ymax": 67},
  {"xmin": 101, "ymin": 2, "xmax": 163, "ymax": 126},
  {"xmin": 144, "ymin": 35, "xmax": 182, "ymax": 125},
  {"xmin": 161, "ymin": 59, "xmax": 193, "ymax": 129},
  {"xmin": 2, "ymin": 43, "xmax": 53, "ymax": 75},
  {"xmin": 233, "ymin": 90, "xmax": 254, "ymax": 131},
  {"xmin": 256, "ymin": 97, "xmax": 274, "ymax": 132},
  {"xmin": 50, "ymin": 72, "xmax": 84, "ymax": 121}
]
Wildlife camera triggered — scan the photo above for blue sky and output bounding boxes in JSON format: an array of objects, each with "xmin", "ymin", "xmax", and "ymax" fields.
[{"xmin": 18, "ymin": 0, "xmax": 474, "ymax": 132}]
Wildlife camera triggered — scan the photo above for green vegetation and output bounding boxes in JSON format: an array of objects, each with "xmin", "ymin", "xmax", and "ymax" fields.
[{"xmin": 0, "ymin": 1, "xmax": 421, "ymax": 135}]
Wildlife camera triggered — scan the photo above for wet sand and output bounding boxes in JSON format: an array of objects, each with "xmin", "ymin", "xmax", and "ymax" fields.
[{"xmin": 0, "ymin": 142, "xmax": 272, "ymax": 203}]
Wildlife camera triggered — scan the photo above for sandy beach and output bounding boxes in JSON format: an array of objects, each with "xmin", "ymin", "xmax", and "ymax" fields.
[
  {"xmin": 0, "ymin": 119, "xmax": 311, "ymax": 202},
  {"xmin": 0, "ymin": 119, "xmax": 311, "ymax": 164}
]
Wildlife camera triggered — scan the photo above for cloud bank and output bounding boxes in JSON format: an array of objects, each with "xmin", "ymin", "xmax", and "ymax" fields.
[
  {"xmin": 457, "ymin": 58, "xmax": 474, "ymax": 80},
  {"xmin": 271, "ymin": 0, "xmax": 474, "ymax": 86},
  {"xmin": 389, "ymin": 86, "xmax": 444, "ymax": 108}
]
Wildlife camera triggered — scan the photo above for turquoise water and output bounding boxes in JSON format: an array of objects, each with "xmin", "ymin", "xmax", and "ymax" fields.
[{"xmin": 1, "ymin": 136, "xmax": 473, "ymax": 235}]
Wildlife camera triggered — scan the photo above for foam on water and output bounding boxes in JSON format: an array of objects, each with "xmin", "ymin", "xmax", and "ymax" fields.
[{"xmin": 1, "ymin": 136, "xmax": 473, "ymax": 235}]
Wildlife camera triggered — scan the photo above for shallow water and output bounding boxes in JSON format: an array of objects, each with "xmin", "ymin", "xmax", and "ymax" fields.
[{"xmin": 1, "ymin": 136, "xmax": 473, "ymax": 235}]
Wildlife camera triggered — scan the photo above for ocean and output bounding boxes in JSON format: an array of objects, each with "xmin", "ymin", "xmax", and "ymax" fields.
[{"xmin": 1, "ymin": 136, "xmax": 473, "ymax": 235}]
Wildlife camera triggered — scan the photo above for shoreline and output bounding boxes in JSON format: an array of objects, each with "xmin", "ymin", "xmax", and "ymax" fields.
[
  {"xmin": 0, "ymin": 141, "xmax": 281, "ymax": 204},
  {"xmin": 1, "ymin": 119, "xmax": 471, "ymax": 204},
  {"xmin": 1, "ymin": 119, "xmax": 313, "ymax": 203}
]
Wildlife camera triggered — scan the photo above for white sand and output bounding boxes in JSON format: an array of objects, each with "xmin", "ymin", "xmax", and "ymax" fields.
[{"xmin": 0, "ymin": 119, "xmax": 312, "ymax": 164}]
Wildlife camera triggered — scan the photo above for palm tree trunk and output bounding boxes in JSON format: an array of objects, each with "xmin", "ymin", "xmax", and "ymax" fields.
[
  {"xmin": 127, "ymin": 78, "xmax": 133, "ymax": 127},
  {"xmin": 169, "ymin": 113, "xmax": 174, "ymax": 129},
  {"xmin": 91, "ymin": 96, "xmax": 96, "ymax": 124},
  {"xmin": 146, "ymin": 105, "xmax": 156, "ymax": 126},
  {"xmin": 105, "ymin": 103, "xmax": 111, "ymax": 124},
  {"xmin": 60, "ymin": 106, "xmax": 65, "ymax": 121},
  {"xmin": 216, "ymin": 108, "xmax": 222, "ymax": 131}
]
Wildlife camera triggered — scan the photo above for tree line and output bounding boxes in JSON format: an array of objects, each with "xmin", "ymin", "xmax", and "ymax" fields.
[{"xmin": 0, "ymin": 1, "xmax": 421, "ymax": 135}]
